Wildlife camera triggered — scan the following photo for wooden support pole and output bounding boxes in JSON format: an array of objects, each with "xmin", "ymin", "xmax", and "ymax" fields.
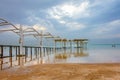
[
  {"xmin": 25, "ymin": 47, "xmax": 28, "ymax": 62},
  {"xmin": 39, "ymin": 48, "xmax": 41, "ymax": 58},
  {"xmin": 9, "ymin": 46, "xmax": 12, "ymax": 67},
  {"xmin": 50, "ymin": 47, "xmax": 52, "ymax": 54},
  {"xmin": 38, "ymin": 48, "xmax": 40, "ymax": 57},
  {"xmin": 70, "ymin": 40, "xmax": 72, "ymax": 54},
  {"xmin": 30, "ymin": 47, "xmax": 32, "ymax": 61},
  {"xmin": 15, "ymin": 47, "xmax": 18, "ymax": 60},
  {"xmin": 18, "ymin": 46, "xmax": 20, "ymax": 65},
  {"xmin": 37, "ymin": 48, "xmax": 39, "ymax": 63},
  {"xmin": 80, "ymin": 46, "xmax": 83, "ymax": 54},
  {"xmin": 50, "ymin": 48, "xmax": 52, "ymax": 54},
  {"xmin": 48, "ymin": 48, "xmax": 50, "ymax": 54},
  {"xmin": 34, "ymin": 48, "xmax": 37, "ymax": 58},
  {"xmin": 46, "ymin": 48, "xmax": 48, "ymax": 56},
  {"xmin": 0, "ymin": 46, "xmax": 3, "ymax": 70},
  {"xmin": 43, "ymin": 48, "xmax": 45, "ymax": 57},
  {"xmin": 77, "ymin": 41, "xmax": 79, "ymax": 53},
  {"xmin": 40, "ymin": 47, "xmax": 42, "ymax": 63},
  {"xmin": 64, "ymin": 41, "xmax": 66, "ymax": 54},
  {"xmin": 54, "ymin": 41, "xmax": 56, "ymax": 54},
  {"xmin": 38, "ymin": 48, "xmax": 40, "ymax": 60}
]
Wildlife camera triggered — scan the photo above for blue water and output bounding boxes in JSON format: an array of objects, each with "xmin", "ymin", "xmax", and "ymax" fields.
[
  {"xmin": 48, "ymin": 44, "xmax": 120, "ymax": 63},
  {"xmin": 1, "ymin": 44, "xmax": 120, "ymax": 65}
]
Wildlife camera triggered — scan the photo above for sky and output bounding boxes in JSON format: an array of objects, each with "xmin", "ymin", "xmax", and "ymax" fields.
[{"xmin": 0, "ymin": 0, "xmax": 120, "ymax": 44}]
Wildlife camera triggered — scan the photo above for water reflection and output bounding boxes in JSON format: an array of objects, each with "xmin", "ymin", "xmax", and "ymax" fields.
[
  {"xmin": 19, "ymin": 44, "xmax": 120, "ymax": 65},
  {"xmin": 74, "ymin": 47, "xmax": 88, "ymax": 57},
  {"xmin": 55, "ymin": 53, "xmax": 71, "ymax": 59},
  {"xmin": 53, "ymin": 46, "xmax": 89, "ymax": 63},
  {"xmin": 2, "ymin": 44, "xmax": 120, "ymax": 69}
]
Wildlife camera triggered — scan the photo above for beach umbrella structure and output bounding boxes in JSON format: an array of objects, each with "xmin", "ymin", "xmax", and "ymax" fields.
[
  {"xmin": 0, "ymin": 18, "xmax": 20, "ymax": 68},
  {"xmin": 0, "ymin": 18, "xmax": 56, "ymax": 67},
  {"xmin": 0, "ymin": 18, "xmax": 89, "ymax": 70},
  {"xmin": 73, "ymin": 39, "xmax": 88, "ymax": 57}
]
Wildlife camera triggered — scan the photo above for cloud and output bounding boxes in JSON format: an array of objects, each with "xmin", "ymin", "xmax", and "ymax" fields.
[
  {"xmin": 33, "ymin": 24, "xmax": 47, "ymax": 31},
  {"xmin": 93, "ymin": 20, "xmax": 120, "ymax": 34},
  {"xmin": 46, "ymin": 0, "xmax": 89, "ymax": 31},
  {"xmin": 47, "ymin": 0, "xmax": 90, "ymax": 19},
  {"xmin": 88, "ymin": 0, "xmax": 119, "ymax": 18},
  {"xmin": 0, "ymin": 0, "xmax": 120, "ymax": 40},
  {"xmin": 65, "ymin": 21, "xmax": 86, "ymax": 31},
  {"xmin": 90, "ymin": 19, "xmax": 120, "ymax": 39},
  {"xmin": 27, "ymin": 14, "xmax": 58, "ymax": 34}
]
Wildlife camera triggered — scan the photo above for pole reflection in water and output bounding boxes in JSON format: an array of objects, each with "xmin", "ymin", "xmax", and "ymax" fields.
[
  {"xmin": 53, "ymin": 47, "xmax": 89, "ymax": 63},
  {"xmin": 52, "ymin": 39, "xmax": 89, "ymax": 63},
  {"xmin": 74, "ymin": 47, "xmax": 88, "ymax": 57},
  {"xmin": 0, "ymin": 39, "xmax": 89, "ymax": 70}
]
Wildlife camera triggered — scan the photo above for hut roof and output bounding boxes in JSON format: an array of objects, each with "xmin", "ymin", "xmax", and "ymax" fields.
[{"xmin": 73, "ymin": 39, "xmax": 88, "ymax": 42}]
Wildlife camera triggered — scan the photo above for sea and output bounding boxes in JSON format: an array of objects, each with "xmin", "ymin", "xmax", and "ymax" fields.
[
  {"xmin": 1, "ymin": 43, "xmax": 120, "ymax": 68},
  {"xmin": 45, "ymin": 43, "xmax": 120, "ymax": 64}
]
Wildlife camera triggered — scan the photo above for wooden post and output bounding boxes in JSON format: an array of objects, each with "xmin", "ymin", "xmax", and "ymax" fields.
[
  {"xmin": 0, "ymin": 46, "xmax": 3, "ymax": 70},
  {"xmin": 80, "ymin": 46, "xmax": 83, "ymax": 54},
  {"xmin": 37, "ymin": 48, "xmax": 40, "ymax": 64},
  {"xmin": 25, "ymin": 47, "xmax": 28, "ymax": 62},
  {"xmin": 18, "ymin": 46, "xmax": 20, "ymax": 65},
  {"xmin": 46, "ymin": 48, "xmax": 48, "ymax": 56},
  {"xmin": 40, "ymin": 47, "xmax": 43, "ymax": 64},
  {"xmin": 77, "ymin": 41, "xmax": 79, "ymax": 53},
  {"xmin": 54, "ymin": 41, "xmax": 56, "ymax": 55},
  {"xmin": 9, "ymin": 46, "xmax": 12, "ymax": 67},
  {"xmin": 34, "ymin": 48, "xmax": 37, "ymax": 58},
  {"xmin": 70, "ymin": 40, "xmax": 72, "ymax": 54},
  {"xmin": 39, "ymin": 47, "xmax": 41, "ymax": 57},
  {"xmin": 50, "ymin": 48, "xmax": 52, "ymax": 54},
  {"xmin": 30, "ymin": 47, "xmax": 32, "ymax": 61},
  {"xmin": 43, "ymin": 47, "xmax": 45, "ymax": 57},
  {"xmin": 63, "ymin": 41, "xmax": 66, "ymax": 54},
  {"xmin": 38, "ymin": 48, "xmax": 40, "ymax": 57},
  {"xmin": 48, "ymin": 48, "xmax": 50, "ymax": 55},
  {"xmin": 15, "ymin": 47, "xmax": 18, "ymax": 60}
]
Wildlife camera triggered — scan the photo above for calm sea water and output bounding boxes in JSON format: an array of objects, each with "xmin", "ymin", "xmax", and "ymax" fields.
[
  {"xmin": 44, "ymin": 44, "xmax": 120, "ymax": 64},
  {"xmin": 1, "ymin": 44, "xmax": 120, "ymax": 67}
]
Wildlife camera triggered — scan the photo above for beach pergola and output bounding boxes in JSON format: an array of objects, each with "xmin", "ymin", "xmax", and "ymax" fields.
[
  {"xmin": 0, "ymin": 18, "xmax": 19, "ymax": 32},
  {"xmin": 73, "ymin": 39, "xmax": 88, "ymax": 48},
  {"xmin": 54, "ymin": 38, "xmax": 68, "ymax": 47},
  {"xmin": 45, "ymin": 35, "xmax": 60, "ymax": 48},
  {"xmin": 0, "ymin": 18, "xmax": 55, "ymax": 66},
  {"xmin": 73, "ymin": 39, "xmax": 88, "ymax": 56},
  {"xmin": 0, "ymin": 18, "xmax": 21, "ymax": 67},
  {"xmin": 19, "ymin": 27, "xmax": 53, "ymax": 64},
  {"xmin": 54, "ymin": 38, "xmax": 69, "ymax": 54}
]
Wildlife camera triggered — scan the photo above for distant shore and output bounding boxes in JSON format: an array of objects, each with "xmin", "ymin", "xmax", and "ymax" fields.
[{"xmin": 0, "ymin": 63, "xmax": 120, "ymax": 80}]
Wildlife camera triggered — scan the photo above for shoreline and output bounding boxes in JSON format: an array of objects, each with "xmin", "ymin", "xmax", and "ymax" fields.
[{"xmin": 1, "ymin": 63, "xmax": 120, "ymax": 80}]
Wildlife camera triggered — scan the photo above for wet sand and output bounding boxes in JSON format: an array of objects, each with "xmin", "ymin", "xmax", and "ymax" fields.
[{"xmin": 0, "ymin": 63, "xmax": 120, "ymax": 80}]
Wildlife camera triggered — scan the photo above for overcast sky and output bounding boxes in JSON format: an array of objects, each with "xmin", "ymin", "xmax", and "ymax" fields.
[{"xmin": 0, "ymin": 0, "xmax": 120, "ymax": 44}]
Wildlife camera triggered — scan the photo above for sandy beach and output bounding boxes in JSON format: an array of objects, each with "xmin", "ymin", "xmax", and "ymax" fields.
[{"xmin": 0, "ymin": 63, "xmax": 120, "ymax": 80}]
